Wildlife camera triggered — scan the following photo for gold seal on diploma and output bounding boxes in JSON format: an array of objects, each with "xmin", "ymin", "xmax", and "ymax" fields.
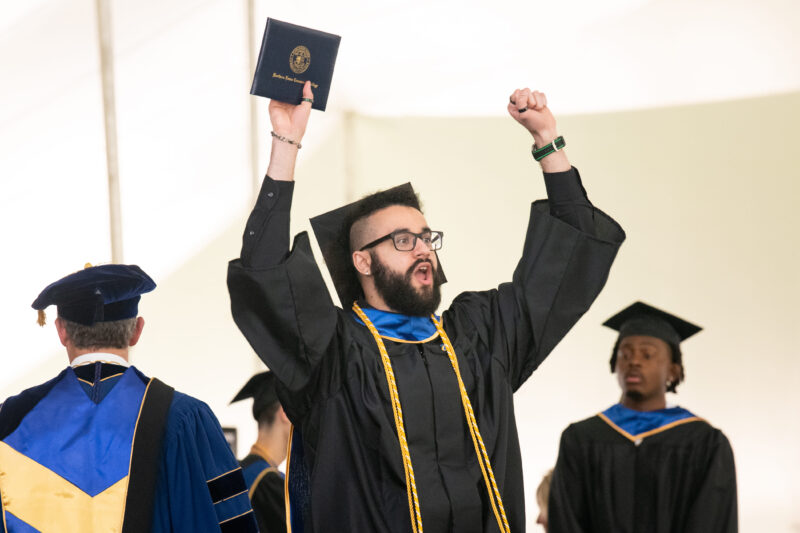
[{"xmin": 289, "ymin": 45, "xmax": 311, "ymax": 74}]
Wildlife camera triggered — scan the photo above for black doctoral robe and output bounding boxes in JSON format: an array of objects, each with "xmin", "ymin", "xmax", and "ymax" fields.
[
  {"xmin": 548, "ymin": 414, "xmax": 738, "ymax": 533},
  {"xmin": 227, "ymin": 167, "xmax": 625, "ymax": 532}
]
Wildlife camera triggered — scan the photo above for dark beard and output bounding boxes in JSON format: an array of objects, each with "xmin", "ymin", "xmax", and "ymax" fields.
[{"xmin": 370, "ymin": 253, "xmax": 444, "ymax": 316}]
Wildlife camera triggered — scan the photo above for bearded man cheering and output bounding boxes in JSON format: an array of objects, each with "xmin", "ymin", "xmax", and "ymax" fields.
[{"xmin": 227, "ymin": 82, "xmax": 626, "ymax": 533}]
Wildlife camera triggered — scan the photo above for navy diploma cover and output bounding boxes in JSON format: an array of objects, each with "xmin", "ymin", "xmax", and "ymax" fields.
[{"xmin": 251, "ymin": 18, "xmax": 341, "ymax": 112}]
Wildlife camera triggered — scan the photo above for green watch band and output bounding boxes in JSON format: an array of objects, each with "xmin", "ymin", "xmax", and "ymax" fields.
[{"xmin": 531, "ymin": 136, "xmax": 566, "ymax": 161}]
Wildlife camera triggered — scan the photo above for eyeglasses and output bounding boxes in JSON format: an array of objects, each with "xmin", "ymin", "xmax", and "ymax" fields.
[{"xmin": 359, "ymin": 230, "xmax": 444, "ymax": 252}]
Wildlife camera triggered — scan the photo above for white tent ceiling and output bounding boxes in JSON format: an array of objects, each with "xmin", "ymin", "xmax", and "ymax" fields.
[
  {"xmin": 4, "ymin": 0, "xmax": 799, "ymax": 116},
  {"xmin": 2, "ymin": 0, "xmax": 798, "ymax": 400}
]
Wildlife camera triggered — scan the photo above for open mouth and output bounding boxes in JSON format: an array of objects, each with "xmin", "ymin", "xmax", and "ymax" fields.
[{"xmin": 413, "ymin": 262, "xmax": 433, "ymax": 286}]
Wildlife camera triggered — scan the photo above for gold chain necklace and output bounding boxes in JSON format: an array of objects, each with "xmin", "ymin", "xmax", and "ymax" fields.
[{"xmin": 352, "ymin": 303, "xmax": 511, "ymax": 533}]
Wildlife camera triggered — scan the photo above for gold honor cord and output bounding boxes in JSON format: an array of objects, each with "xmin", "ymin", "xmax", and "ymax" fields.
[
  {"xmin": 284, "ymin": 426, "xmax": 294, "ymax": 533},
  {"xmin": 431, "ymin": 316, "xmax": 511, "ymax": 533},
  {"xmin": 352, "ymin": 304, "xmax": 424, "ymax": 533},
  {"xmin": 354, "ymin": 303, "xmax": 511, "ymax": 533}
]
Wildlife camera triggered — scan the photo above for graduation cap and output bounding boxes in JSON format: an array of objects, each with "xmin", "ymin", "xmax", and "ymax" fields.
[
  {"xmin": 231, "ymin": 371, "xmax": 279, "ymax": 422},
  {"xmin": 32, "ymin": 264, "xmax": 156, "ymax": 327},
  {"xmin": 309, "ymin": 182, "xmax": 445, "ymax": 306},
  {"xmin": 603, "ymin": 301, "xmax": 702, "ymax": 347}
]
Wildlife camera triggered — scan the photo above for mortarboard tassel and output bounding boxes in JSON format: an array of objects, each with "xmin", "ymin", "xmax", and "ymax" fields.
[{"xmin": 37, "ymin": 309, "xmax": 46, "ymax": 327}]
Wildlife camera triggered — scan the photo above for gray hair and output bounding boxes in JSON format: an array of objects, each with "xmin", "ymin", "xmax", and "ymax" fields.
[{"xmin": 62, "ymin": 318, "xmax": 138, "ymax": 350}]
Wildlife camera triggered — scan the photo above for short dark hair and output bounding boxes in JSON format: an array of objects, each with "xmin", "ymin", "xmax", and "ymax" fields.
[
  {"xmin": 609, "ymin": 338, "xmax": 685, "ymax": 393},
  {"xmin": 344, "ymin": 187, "xmax": 422, "ymax": 251},
  {"xmin": 256, "ymin": 401, "xmax": 281, "ymax": 428},
  {"xmin": 62, "ymin": 317, "xmax": 137, "ymax": 350}
]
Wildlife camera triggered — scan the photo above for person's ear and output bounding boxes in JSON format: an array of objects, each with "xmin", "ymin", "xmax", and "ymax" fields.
[
  {"xmin": 129, "ymin": 317, "xmax": 145, "ymax": 346},
  {"xmin": 55, "ymin": 317, "xmax": 70, "ymax": 347},
  {"xmin": 352, "ymin": 250, "xmax": 373, "ymax": 276},
  {"xmin": 664, "ymin": 362, "xmax": 682, "ymax": 390},
  {"xmin": 670, "ymin": 362, "xmax": 681, "ymax": 382}
]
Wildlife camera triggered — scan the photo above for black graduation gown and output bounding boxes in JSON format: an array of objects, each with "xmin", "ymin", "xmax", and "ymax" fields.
[
  {"xmin": 548, "ymin": 415, "xmax": 738, "ymax": 533},
  {"xmin": 227, "ymin": 168, "xmax": 625, "ymax": 533},
  {"xmin": 241, "ymin": 453, "xmax": 287, "ymax": 533}
]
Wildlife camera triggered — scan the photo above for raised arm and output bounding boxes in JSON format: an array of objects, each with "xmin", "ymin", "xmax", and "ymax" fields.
[
  {"xmin": 240, "ymin": 83, "xmax": 314, "ymax": 269},
  {"xmin": 444, "ymin": 88, "xmax": 625, "ymax": 389},
  {"xmin": 509, "ymin": 88, "xmax": 595, "ymax": 233},
  {"xmin": 228, "ymin": 83, "xmax": 339, "ymax": 417},
  {"xmin": 265, "ymin": 82, "xmax": 313, "ymax": 182},
  {"xmin": 508, "ymin": 88, "xmax": 570, "ymax": 174}
]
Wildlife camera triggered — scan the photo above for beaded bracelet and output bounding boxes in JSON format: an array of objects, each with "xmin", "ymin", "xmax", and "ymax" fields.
[{"xmin": 270, "ymin": 131, "xmax": 302, "ymax": 149}]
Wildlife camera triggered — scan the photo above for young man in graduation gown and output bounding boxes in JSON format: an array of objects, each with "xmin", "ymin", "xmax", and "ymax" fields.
[
  {"xmin": 0, "ymin": 264, "xmax": 258, "ymax": 533},
  {"xmin": 548, "ymin": 302, "xmax": 738, "ymax": 533},
  {"xmin": 227, "ymin": 83, "xmax": 626, "ymax": 533},
  {"xmin": 232, "ymin": 371, "xmax": 291, "ymax": 533}
]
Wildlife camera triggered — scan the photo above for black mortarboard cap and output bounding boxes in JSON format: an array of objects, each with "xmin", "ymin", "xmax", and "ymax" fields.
[
  {"xmin": 309, "ymin": 183, "xmax": 446, "ymax": 307},
  {"xmin": 231, "ymin": 371, "xmax": 279, "ymax": 421},
  {"xmin": 32, "ymin": 264, "xmax": 156, "ymax": 327},
  {"xmin": 603, "ymin": 301, "xmax": 702, "ymax": 346}
]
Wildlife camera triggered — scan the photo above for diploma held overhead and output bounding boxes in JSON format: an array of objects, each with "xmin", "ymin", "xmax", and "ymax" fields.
[{"xmin": 251, "ymin": 18, "xmax": 341, "ymax": 111}]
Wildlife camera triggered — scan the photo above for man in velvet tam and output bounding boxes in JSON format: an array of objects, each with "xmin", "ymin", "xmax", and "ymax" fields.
[
  {"xmin": 0, "ymin": 264, "xmax": 257, "ymax": 533},
  {"xmin": 228, "ymin": 83, "xmax": 626, "ymax": 532}
]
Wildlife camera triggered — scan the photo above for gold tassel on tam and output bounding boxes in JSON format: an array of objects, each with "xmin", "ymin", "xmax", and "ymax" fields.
[
  {"xmin": 84, "ymin": 262, "xmax": 93, "ymax": 269},
  {"xmin": 37, "ymin": 310, "xmax": 47, "ymax": 327}
]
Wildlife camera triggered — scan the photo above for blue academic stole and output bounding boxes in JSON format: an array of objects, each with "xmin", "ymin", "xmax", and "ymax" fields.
[
  {"xmin": 0, "ymin": 367, "xmax": 145, "ymax": 532},
  {"xmin": 598, "ymin": 403, "xmax": 701, "ymax": 442},
  {"xmin": 351, "ymin": 306, "xmax": 440, "ymax": 343}
]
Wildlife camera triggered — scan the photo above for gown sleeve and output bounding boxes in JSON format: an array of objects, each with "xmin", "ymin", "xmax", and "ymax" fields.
[
  {"xmin": 227, "ymin": 177, "xmax": 339, "ymax": 419},
  {"xmin": 683, "ymin": 430, "xmax": 738, "ymax": 533},
  {"xmin": 251, "ymin": 471, "xmax": 287, "ymax": 533},
  {"xmin": 445, "ymin": 167, "xmax": 626, "ymax": 390},
  {"xmin": 547, "ymin": 424, "xmax": 589, "ymax": 533},
  {"xmin": 150, "ymin": 393, "xmax": 258, "ymax": 533}
]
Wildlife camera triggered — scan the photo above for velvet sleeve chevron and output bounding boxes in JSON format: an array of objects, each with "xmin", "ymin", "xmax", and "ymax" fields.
[
  {"xmin": 150, "ymin": 392, "xmax": 257, "ymax": 533},
  {"xmin": 208, "ymin": 467, "xmax": 257, "ymax": 533}
]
